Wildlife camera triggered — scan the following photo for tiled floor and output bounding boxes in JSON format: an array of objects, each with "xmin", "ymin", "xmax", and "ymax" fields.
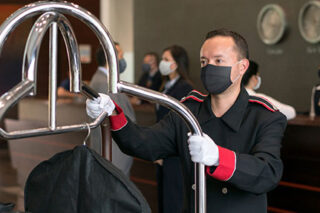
[{"xmin": 0, "ymin": 142, "xmax": 23, "ymax": 211}]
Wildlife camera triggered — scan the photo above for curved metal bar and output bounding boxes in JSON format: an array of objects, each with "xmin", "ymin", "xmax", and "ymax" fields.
[
  {"xmin": 22, "ymin": 12, "xmax": 81, "ymax": 95},
  {"xmin": 0, "ymin": 2, "xmax": 115, "ymax": 139},
  {"xmin": 0, "ymin": 80, "xmax": 34, "ymax": 122},
  {"xmin": 0, "ymin": 1, "xmax": 118, "ymax": 93},
  {"xmin": 118, "ymin": 81, "xmax": 206, "ymax": 213},
  {"xmin": 0, "ymin": 2, "xmax": 206, "ymax": 212},
  {"xmin": 119, "ymin": 81, "xmax": 202, "ymax": 134},
  {"xmin": 0, "ymin": 111, "xmax": 108, "ymax": 140}
]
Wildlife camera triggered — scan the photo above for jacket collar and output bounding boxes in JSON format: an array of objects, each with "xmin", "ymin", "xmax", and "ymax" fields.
[{"xmin": 198, "ymin": 87, "xmax": 249, "ymax": 132}]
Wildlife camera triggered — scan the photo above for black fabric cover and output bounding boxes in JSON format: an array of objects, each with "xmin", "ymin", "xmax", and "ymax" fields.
[
  {"xmin": 0, "ymin": 202, "xmax": 15, "ymax": 213},
  {"xmin": 24, "ymin": 145, "xmax": 150, "ymax": 213}
]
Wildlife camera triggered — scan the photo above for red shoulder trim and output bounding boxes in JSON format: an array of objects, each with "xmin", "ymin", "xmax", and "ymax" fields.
[
  {"xmin": 180, "ymin": 90, "xmax": 208, "ymax": 103},
  {"xmin": 181, "ymin": 95, "xmax": 204, "ymax": 103},
  {"xmin": 248, "ymin": 100, "xmax": 275, "ymax": 112},
  {"xmin": 190, "ymin": 90, "xmax": 207, "ymax": 97},
  {"xmin": 248, "ymin": 96, "xmax": 278, "ymax": 112}
]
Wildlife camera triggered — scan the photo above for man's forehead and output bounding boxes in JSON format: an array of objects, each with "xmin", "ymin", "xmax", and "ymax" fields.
[
  {"xmin": 145, "ymin": 55, "xmax": 155, "ymax": 61},
  {"xmin": 145, "ymin": 54, "xmax": 152, "ymax": 59},
  {"xmin": 200, "ymin": 36, "xmax": 236, "ymax": 57}
]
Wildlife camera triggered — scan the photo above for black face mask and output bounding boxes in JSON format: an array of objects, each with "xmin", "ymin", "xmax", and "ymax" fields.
[
  {"xmin": 142, "ymin": 63, "xmax": 151, "ymax": 73},
  {"xmin": 119, "ymin": 58, "xmax": 127, "ymax": 74},
  {"xmin": 201, "ymin": 64, "xmax": 232, "ymax": 94}
]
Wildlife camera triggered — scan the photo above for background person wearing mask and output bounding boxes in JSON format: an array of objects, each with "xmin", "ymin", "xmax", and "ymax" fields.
[
  {"xmin": 156, "ymin": 45, "xmax": 193, "ymax": 120},
  {"xmin": 89, "ymin": 44, "xmax": 136, "ymax": 177},
  {"xmin": 242, "ymin": 60, "xmax": 296, "ymax": 120},
  {"xmin": 86, "ymin": 29, "xmax": 287, "ymax": 213},
  {"xmin": 57, "ymin": 75, "xmax": 83, "ymax": 98},
  {"xmin": 114, "ymin": 41, "xmax": 127, "ymax": 74},
  {"xmin": 156, "ymin": 45, "xmax": 193, "ymax": 213},
  {"xmin": 138, "ymin": 52, "xmax": 162, "ymax": 91},
  {"xmin": 131, "ymin": 52, "xmax": 162, "ymax": 105},
  {"xmin": 309, "ymin": 65, "xmax": 320, "ymax": 117},
  {"xmin": 57, "ymin": 42, "xmax": 126, "ymax": 99}
]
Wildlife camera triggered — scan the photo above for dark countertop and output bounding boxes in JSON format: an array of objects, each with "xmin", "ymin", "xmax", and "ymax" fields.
[{"xmin": 288, "ymin": 114, "xmax": 320, "ymax": 127}]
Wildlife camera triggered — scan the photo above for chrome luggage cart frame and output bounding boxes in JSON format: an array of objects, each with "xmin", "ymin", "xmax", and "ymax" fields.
[{"xmin": 0, "ymin": 2, "xmax": 207, "ymax": 212}]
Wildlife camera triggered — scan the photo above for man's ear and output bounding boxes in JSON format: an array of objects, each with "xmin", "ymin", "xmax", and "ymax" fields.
[{"xmin": 239, "ymin": 59, "xmax": 249, "ymax": 75}]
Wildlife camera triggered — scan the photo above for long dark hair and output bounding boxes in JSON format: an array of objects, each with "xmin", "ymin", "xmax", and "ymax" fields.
[
  {"xmin": 160, "ymin": 45, "xmax": 193, "ymax": 90},
  {"xmin": 242, "ymin": 60, "xmax": 259, "ymax": 86}
]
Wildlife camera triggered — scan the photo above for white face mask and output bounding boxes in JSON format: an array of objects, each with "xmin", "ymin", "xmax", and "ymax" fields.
[
  {"xmin": 159, "ymin": 60, "xmax": 175, "ymax": 76},
  {"xmin": 254, "ymin": 76, "xmax": 261, "ymax": 90}
]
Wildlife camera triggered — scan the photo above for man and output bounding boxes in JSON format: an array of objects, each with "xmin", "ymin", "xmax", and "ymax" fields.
[
  {"xmin": 310, "ymin": 65, "xmax": 320, "ymax": 116},
  {"xmin": 242, "ymin": 60, "xmax": 296, "ymax": 120},
  {"xmin": 89, "ymin": 44, "xmax": 136, "ymax": 176},
  {"xmin": 131, "ymin": 52, "xmax": 162, "ymax": 105},
  {"xmin": 114, "ymin": 41, "xmax": 127, "ymax": 74},
  {"xmin": 139, "ymin": 52, "xmax": 162, "ymax": 91},
  {"xmin": 86, "ymin": 29, "xmax": 287, "ymax": 212}
]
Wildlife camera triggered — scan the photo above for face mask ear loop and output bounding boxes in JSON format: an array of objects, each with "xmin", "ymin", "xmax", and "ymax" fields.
[
  {"xmin": 232, "ymin": 74, "xmax": 241, "ymax": 83},
  {"xmin": 231, "ymin": 60, "xmax": 243, "ymax": 83}
]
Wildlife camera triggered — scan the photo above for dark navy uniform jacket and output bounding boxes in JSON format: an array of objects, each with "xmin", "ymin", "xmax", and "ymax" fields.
[
  {"xmin": 110, "ymin": 87, "xmax": 287, "ymax": 213},
  {"xmin": 138, "ymin": 70, "xmax": 162, "ymax": 92},
  {"xmin": 156, "ymin": 77, "xmax": 193, "ymax": 121}
]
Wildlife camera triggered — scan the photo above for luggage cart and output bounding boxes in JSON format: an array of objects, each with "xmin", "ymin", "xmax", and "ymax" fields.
[{"xmin": 0, "ymin": 2, "xmax": 207, "ymax": 212}]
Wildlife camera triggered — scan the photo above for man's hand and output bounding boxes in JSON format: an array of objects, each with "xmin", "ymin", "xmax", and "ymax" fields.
[
  {"xmin": 86, "ymin": 93, "xmax": 115, "ymax": 119},
  {"xmin": 188, "ymin": 133, "xmax": 219, "ymax": 166}
]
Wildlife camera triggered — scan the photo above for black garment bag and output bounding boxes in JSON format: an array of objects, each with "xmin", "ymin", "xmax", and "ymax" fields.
[{"xmin": 24, "ymin": 145, "xmax": 150, "ymax": 213}]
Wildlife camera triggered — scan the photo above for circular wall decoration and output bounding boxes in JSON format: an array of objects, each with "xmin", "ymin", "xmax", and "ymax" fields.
[
  {"xmin": 298, "ymin": 1, "xmax": 320, "ymax": 44},
  {"xmin": 257, "ymin": 4, "xmax": 287, "ymax": 45}
]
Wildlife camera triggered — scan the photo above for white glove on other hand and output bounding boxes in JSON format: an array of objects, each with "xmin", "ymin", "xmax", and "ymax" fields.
[
  {"xmin": 188, "ymin": 133, "xmax": 219, "ymax": 166},
  {"xmin": 86, "ymin": 93, "xmax": 115, "ymax": 119}
]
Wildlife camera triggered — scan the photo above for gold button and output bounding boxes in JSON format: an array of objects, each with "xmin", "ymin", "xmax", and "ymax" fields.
[
  {"xmin": 222, "ymin": 187, "xmax": 228, "ymax": 194},
  {"xmin": 192, "ymin": 184, "xmax": 196, "ymax": 190}
]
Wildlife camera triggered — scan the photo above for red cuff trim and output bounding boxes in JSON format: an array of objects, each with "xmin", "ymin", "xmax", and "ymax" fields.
[
  {"xmin": 109, "ymin": 101, "xmax": 128, "ymax": 131},
  {"xmin": 206, "ymin": 146, "xmax": 236, "ymax": 181}
]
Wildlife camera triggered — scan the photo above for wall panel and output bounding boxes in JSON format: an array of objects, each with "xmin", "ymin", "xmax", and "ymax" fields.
[{"xmin": 134, "ymin": 0, "xmax": 320, "ymax": 112}]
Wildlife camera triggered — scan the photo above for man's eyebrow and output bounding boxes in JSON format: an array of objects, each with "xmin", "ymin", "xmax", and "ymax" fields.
[
  {"xmin": 212, "ymin": 54, "xmax": 224, "ymax": 58},
  {"xmin": 200, "ymin": 55, "xmax": 224, "ymax": 60}
]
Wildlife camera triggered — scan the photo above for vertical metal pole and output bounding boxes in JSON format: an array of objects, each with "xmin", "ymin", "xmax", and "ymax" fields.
[
  {"xmin": 195, "ymin": 164, "xmax": 206, "ymax": 213},
  {"xmin": 101, "ymin": 118, "xmax": 112, "ymax": 161},
  {"xmin": 49, "ymin": 23, "xmax": 58, "ymax": 130}
]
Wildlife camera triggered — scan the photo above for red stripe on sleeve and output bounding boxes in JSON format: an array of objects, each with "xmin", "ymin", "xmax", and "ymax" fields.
[
  {"xmin": 206, "ymin": 146, "xmax": 236, "ymax": 181},
  {"xmin": 109, "ymin": 101, "xmax": 128, "ymax": 131}
]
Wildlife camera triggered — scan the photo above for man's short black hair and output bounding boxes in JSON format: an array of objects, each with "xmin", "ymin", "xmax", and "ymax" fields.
[
  {"xmin": 144, "ymin": 52, "xmax": 159, "ymax": 65},
  {"xmin": 96, "ymin": 47, "xmax": 106, "ymax": 67},
  {"xmin": 205, "ymin": 28, "xmax": 249, "ymax": 59},
  {"xmin": 242, "ymin": 60, "xmax": 259, "ymax": 86}
]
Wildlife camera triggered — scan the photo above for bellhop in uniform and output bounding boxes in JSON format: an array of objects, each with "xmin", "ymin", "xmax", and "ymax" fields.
[{"xmin": 86, "ymin": 29, "xmax": 287, "ymax": 212}]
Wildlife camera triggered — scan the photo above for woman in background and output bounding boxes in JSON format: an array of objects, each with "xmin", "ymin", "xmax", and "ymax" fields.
[
  {"xmin": 242, "ymin": 60, "xmax": 296, "ymax": 120},
  {"xmin": 156, "ymin": 45, "xmax": 193, "ymax": 213}
]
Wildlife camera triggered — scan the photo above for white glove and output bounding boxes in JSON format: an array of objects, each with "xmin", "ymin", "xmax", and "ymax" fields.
[
  {"xmin": 86, "ymin": 93, "xmax": 115, "ymax": 119},
  {"xmin": 188, "ymin": 133, "xmax": 219, "ymax": 166}
]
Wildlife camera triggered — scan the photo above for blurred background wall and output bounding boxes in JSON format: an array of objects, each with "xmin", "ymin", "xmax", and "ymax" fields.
[{"xmin": 133, "ymin": 0, "xmax": 320, "ymax": 113}]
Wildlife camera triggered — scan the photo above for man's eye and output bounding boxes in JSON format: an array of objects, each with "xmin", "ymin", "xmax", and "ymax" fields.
[{"xmin": 200, "ymin": 59, "xmax": 208, "ymax": 67}]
